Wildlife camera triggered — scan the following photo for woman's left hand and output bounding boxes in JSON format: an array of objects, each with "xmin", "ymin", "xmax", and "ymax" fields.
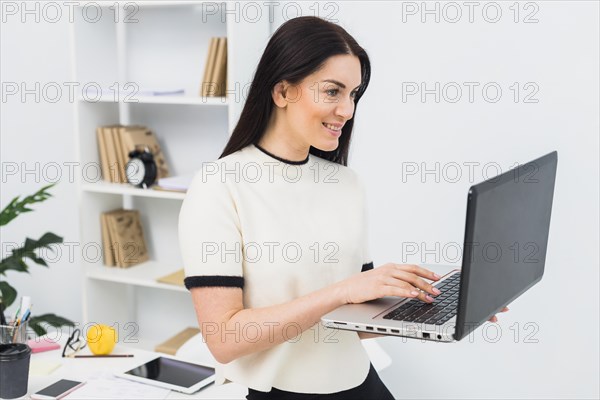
[{"xmin": 488, "ymin": 306, "xmax": 509, "ymax": 323}]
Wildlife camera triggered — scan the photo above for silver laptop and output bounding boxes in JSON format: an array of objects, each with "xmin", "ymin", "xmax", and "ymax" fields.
[{"xmin": 322, "ymin": 151, "xmax": 558, "ymax": 342}]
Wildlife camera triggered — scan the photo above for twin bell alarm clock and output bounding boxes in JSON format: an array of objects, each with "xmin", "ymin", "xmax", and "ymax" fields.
[{"xmin": 125, "ymin": 147, "xmax": 157, "ymax": 189}]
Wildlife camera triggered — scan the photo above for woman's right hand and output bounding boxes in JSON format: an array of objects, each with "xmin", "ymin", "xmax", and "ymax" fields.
[{"xmin": 338, "ymin": 263, "xmax": 442, "ymax": 305}]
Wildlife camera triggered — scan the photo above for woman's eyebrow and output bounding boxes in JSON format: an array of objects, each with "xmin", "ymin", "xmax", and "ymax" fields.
[{"xmin": 322, "ymin": 79, "xmax": 361, "ymax": 90}]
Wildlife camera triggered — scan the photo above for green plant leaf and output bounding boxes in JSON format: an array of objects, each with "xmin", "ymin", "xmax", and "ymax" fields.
[
  {"xmin": 29, "ymin": 256, "xmax": 48, "ymax": 266},
  {"xmin": 0, "ymin": 232, "xmax": 63, "ymax": 275},
  {"xmin": 0, "ymin": 183, "xmax": 56, "ymax": 227},
  {"xmin": 0, "ymin": 257, "xmax": 29, "ymax": 275},
  {"xmin": 27, "ymin": 318, "xmax": 47, "ymax": 337},
  {"xmin": 28, "ymin": 314, "xmax": 75, "ymax": 337},
  {"xmin": 0, "ymin": 281, "xmax": 17, "ymax": 307},
  {"xmin": 0, "ymin": 184, "xmax": 67, "ymax": 338},
  {"xmin": 33, "ymin": 232, "xmax": 63, "ymax": 249}
]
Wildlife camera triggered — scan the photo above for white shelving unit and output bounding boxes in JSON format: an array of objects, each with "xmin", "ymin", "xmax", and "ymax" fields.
[
  {"xmin": 71, "ymin": 2, "xmax": 270, "ymax": 351},
  {"xmin": 81, "ymin": 94, "xmax": 230, "ymax": 106}
]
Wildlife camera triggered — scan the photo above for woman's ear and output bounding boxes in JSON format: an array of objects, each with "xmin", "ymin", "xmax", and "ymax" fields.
[{"xmin": 271, "ymin": 81, "xmax": 289, "ymax": 108}]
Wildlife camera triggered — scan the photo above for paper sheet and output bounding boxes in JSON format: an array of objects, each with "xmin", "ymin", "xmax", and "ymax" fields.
[
  {"xmin": 29, "ymin": 359, "xmax": 62, "ymax": 375},
  {"xmin": 63, "ymin": 372, "xmax": 170, "ymax": 400}
]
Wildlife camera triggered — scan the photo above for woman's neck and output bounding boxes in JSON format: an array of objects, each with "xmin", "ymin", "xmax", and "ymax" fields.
[{"xmin": 257, "ymin": 127, "xmax": 310, "ymax": 163}]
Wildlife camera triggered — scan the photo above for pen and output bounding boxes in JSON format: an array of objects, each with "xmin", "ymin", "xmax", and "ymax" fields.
[
  {"xmin": 20, "ymin": 309, "xmax": 31, "ymax": 323},
  {"xmin": 11, "ymin": 305, "xmax": 21, "ymax": 327},
  {"xmin": 12, "ymin": 296, "xmax": 30, "ymax": 327},
  {"xmin": 73, "ymin": 354, "xmax": 135, "ymax": 358}
]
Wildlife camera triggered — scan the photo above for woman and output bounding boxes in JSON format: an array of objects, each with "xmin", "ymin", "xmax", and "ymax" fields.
[{"xmin": 179, "ymin": 16, "xmax": 505, "ymax": 399}]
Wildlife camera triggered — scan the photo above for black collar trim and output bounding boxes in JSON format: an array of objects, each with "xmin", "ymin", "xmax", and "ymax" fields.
[{"xmin": 254, "ymin": 143, "xmax": 309, "ymax": 165}]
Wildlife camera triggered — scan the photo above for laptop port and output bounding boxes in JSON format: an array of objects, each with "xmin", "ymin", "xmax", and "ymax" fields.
[
  {"xmin": 366, "ymin": 326, "xmax": 374, "ymax": 331},
  {"xmin": 437, "ymin": 334, "xmax": 442, "ymax": 340},
  {"xmin": 391, "ymin": 329, "xmax": 400, "ymax": 334},
  {"xmin": 422, "ymin": 332, "xmax": 430, "ymax": 339},
  {"xmin": 335, "ymin": 322, "xmax": 347, "ymax": 325},
  {"xmin": 377, "ymin": 328, "xmax": 386, "ymax": 332}
]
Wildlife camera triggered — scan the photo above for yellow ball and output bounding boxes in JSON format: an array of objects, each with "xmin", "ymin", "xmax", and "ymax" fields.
[{"xmin": 86, "ymin": 324, "xmax": 117, "ymax": 355}]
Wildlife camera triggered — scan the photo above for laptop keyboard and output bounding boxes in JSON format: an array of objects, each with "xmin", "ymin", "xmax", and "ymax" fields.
[{"xmin": 382, "ymin": 272, "xmax": 461, "ymax": 325}]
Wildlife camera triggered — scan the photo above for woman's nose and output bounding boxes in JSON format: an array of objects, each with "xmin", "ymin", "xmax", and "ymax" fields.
[{"xmin": 335, "ymin": 96, "xmax": 354, "ymax": 120}]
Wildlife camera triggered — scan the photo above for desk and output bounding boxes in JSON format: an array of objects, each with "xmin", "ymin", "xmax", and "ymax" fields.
[
  {"xmin": 26, "ymin": 333, "xmax": 392, "ymax": 399},
  {"xmin": 26, "ymin": 340, "xmax": 248, "ymax": 399},
  {"xmin": 25, "ymin": 265, "xmax": 456, "ymax": 399}
]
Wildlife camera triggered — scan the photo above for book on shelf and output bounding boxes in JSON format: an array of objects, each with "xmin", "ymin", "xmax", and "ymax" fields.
[
  {"xmin": 95, "ymin": 125, "xmax": 170, "ymax": 183},
  {"xmin": 154, "ymin": 174, "xmax": 194, "ymax": 192},
  {"xmin": 100, "ymin": 125, "xmax": 122, "ymax": 183},
  {"xmin": 96, "ymin": 127, "xmax": 111, "ymax": 184},
  {"xmin": 120, "ymin": 126, "xmax": 170, "ymax": 180},
  {"xmin": 200, "ymin": 36, "xmax": 227, "ymax": 97},
  {"xmin": 100, "ymin": 212, "xmax": 116, "ymax": 266},
  {"xmin": 212, "ymin": 37, "xmax": 228, "ymax": 97},
  {"xmin": 111, "ymin": 126, "xmax": 127, "ymax": 183},
  {"xmin": 200, "ymin": 37, "xmax": 218, "ymax": 97},
  {"xmin": 100, "ymin": 209, "xmax": 149, "ymax": 268}
]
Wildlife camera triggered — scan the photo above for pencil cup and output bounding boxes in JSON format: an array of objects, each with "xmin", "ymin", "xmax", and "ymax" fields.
[
  {"xmin": 0, "ymin": 322, "xmax": 29, "ymax": 345},
  {"xmin": 0, "ymin": 343, "xmax": 31, "ymax": 399}
]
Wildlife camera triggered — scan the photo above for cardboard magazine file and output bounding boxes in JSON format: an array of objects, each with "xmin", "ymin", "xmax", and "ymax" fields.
[
  {"xmin": 111, "ymin": 125, "xmax": 127, "ymax": 183},
  {"xmin": 120, "ymin": 126, "xmax": 170, "ymax": 180},
  {"xmin": 105, "ymin": 209, "xmax": 149, "ymax": 268},
  {"xmin": 102, "ymin": 209, "xmax": 121, "ymax": 266},
  {"xmin": 100, "ymin": 212, "xmax": 116, "ymax": 267},
  {"xmin": 96, "ymin": 127, "xmax": 111, "ymax": 183},
  {"xmin": 97, "ymin": 125, "xmax": 118, "ymax": 183},
  {"xmin": 102, "ymin": 125, "xmax": 123, "ymax": 183},
  {"xmin": 200, "ymin": 37, "xmax": 219, "ymax": 97},
  {"xmin": 211, "ymin": 37, "xmax": 227, "ymax": 97},
  {"xmin": 118, "ymin": 125, "xmax": 143, "ymax": 177}
]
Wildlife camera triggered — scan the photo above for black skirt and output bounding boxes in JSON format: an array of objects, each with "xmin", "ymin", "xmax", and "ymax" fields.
[{"xmin": 246, "ymin": 363, "xmax": 395, "ymax": 399}]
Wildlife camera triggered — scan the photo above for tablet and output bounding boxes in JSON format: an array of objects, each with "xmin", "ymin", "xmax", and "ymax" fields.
[{"xmin": 116, "ymin": 356, "xmax": 215, "ymax": 394}]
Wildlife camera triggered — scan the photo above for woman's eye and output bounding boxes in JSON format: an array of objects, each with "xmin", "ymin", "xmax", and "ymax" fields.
[{"xmin": 326, "ymin": 88, "xmax": 339, "ymax": 96}]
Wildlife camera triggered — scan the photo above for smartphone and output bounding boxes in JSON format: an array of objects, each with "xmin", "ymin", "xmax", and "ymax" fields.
[{"xmin": 31, "ymin": 379, "xmax": 86, "ymax": 400}]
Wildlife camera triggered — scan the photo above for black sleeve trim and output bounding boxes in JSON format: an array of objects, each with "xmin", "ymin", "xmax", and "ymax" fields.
[
  {"xmin": 184, "ymin": 275, "xmax": 244, "ymax": 290},
  {"xmin": 361, "ymin": 262, "xmax": 374, "ymax": 272}
]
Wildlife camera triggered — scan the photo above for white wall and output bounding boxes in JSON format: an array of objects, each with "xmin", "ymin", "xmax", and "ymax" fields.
[
  {"xmin": 273, "ymin": 2, "xmax": 599, "ymax": 398},
  {"xmin": 0, "ymin": 7, "xmax": 81, "ymax": 327},
  {"xmin": 1, "ymin": 1, "xmax": 598, "ymax": 399}
]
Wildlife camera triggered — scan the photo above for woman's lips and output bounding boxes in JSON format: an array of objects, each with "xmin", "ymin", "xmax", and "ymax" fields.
[{"xmin": 322, "ymin": 123, "xmax": 342, "ymax": 138}]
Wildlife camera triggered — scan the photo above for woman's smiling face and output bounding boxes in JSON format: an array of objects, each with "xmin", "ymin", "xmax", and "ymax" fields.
[{"xmin": 281, "ymin": 54, "xmax": 363, "ymax": 152}]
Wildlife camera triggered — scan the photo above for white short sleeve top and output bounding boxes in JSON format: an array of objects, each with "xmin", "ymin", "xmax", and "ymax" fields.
[{"xmin": 178, "ymin": 144, "xmax": 374, "ymax": 393}]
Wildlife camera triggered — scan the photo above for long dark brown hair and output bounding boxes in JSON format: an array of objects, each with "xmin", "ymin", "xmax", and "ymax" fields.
[{"xmin": 219, "ymin": 16, "xmax": 371, "ymax": 166}]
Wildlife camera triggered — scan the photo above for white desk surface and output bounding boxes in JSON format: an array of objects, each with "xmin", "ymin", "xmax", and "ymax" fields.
[
  {"xmin": 26, "ymin": 341, "xmax": 248, "ymax": 399},
  {"xmin": 25, "ymin": 264, "xmax": 456, "ymax": 399}
]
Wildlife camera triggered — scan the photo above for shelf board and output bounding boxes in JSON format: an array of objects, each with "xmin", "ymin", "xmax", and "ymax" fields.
[
  {"xmin": 86, "ymin": 260, "xmax": 188, "ymax": 293},
  {"xmin": 134, "ymin": 1, "xmax": 208, "ymax": 7},
  {"xmin": 82, "ymin": 182, "xmax": 186, "ymax": 200},
  {"xmin": 78, "ymin": 95, "xmax": 229, "ymax": 106},
  {"xmin": 77, "ymin": 1, "xmax": 210, "ymax": 8}
]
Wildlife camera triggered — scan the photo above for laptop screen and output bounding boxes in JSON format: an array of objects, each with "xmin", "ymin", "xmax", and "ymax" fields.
[{"xmin": 454, "ymin": 151, "xmax": 558, "ymax": 341}]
